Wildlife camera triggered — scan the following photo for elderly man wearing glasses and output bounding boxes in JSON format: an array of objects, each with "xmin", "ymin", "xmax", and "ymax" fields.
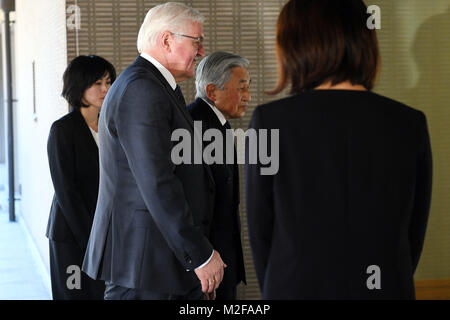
[{"xmin": 82, "ymin": 2, "xmax": 226, "ymax": 300}]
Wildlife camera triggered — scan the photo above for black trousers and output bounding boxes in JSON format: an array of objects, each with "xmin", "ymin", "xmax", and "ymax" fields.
[
  {"xmin": 216, "ymin": 285, "xmax": 237, "ymax": 300},
  {"xmin": 49, "ymin": 240, "xmax": 105, "ymax": 300},
  {"xmin": 215, "ymin": 263, "xmax": 239, "ymax": 300},
  {"xmin": 104, "ymin": 282, "xmax": 206, "ymax": 300}
]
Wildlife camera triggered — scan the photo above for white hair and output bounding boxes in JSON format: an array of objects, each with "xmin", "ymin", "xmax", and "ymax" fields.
[
  {"xmin": 137, "ymin": 2, "xmax": 204, "ymax": 53},
  {"xmin": 195, "ymin": 51, "xmax": 249, "ymax": 103}
]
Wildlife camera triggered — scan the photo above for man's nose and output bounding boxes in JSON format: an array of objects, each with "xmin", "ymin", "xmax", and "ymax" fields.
[
  {"xmin": 243, "ymin": 89, "xmax": 251, "ymax": 102},
  {"xmin": 197, "ymin": 44, "xmax": 205, "ymax": 58}
]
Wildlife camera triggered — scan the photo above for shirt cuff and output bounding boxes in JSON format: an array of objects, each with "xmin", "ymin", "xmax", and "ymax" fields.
[{"xmin": 194, "ymin": 250, "xmax": 214, "ymax": 270}]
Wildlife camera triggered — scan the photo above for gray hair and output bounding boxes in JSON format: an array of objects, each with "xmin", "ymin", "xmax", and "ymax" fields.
[
  {"xmin": 137, "ymin": 2, "xmax": 204, "ymax": 53},
  {"xmin": 195, "ymin": 51, "xmax": 249, "ymax": 102}
]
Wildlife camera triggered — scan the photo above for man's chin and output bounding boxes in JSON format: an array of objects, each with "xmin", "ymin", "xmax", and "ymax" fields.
[
  {"xmin": 229, "ymin": 112, "xmax": 246, "ymax": 120},
  {"xmin": 237, "ymin": 108, "xmax": 247, "ymax": 118},
  {"xmin": 175, "ymin": 73, "xmax": 194, "ymax": 82}
]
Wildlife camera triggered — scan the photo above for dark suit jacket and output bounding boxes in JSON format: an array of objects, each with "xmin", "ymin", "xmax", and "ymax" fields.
[
  {"xmin": 82, "ymin": 56, "xmax": 215, "ymax": 295},
  {"xmin": 188, "ymin": 98, "xmax": 246, "ymax": 289},
  {"xmin": 46, "ymin": 109, "xmax": 99, "ymax": 250},
  {"xmin": 245, "ymin": 90, "xmax": 432, "ymax": 299}
]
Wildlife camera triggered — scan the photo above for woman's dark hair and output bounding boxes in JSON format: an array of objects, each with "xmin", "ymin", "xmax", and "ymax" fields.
[
  {"xmin": 62, "ymin": 55, "xmax": 116, "ymax": 110},
  {"xmin": 270, "ymin": 0, "xmax": 380, "ymax": 95}
]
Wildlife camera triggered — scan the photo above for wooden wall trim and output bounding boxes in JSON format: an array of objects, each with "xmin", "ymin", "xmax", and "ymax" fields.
[{"xmin": 415, "ymin": 279, "xmax": 450, "ymax": 300}]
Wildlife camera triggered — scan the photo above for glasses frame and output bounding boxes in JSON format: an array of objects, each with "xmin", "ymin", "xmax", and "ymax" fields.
[{"xmin": 170, "ymin": 32, "xmax": 204, "ymax": 47}]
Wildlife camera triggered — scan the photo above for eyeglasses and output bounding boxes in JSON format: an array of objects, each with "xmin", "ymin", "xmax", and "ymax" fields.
[{"xmin": 170, "ymin": 32, "xmax": 204, "ymax": 48}]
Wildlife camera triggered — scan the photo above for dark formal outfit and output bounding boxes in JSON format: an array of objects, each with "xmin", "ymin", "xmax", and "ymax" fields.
[
  {"xmin": 188, "ymin": 98, "xmax": 246, "ymax": 300},
  {"xmin": 245, "ymin": 90, "xmax": 432, "ymax": 300},
  {"xmin": 46, "ymin": 109, "xmax": 105, "ymax": 299},
  {"xmin": 82, "ymin": 54, "xmax": 215, "ymax": 300}
]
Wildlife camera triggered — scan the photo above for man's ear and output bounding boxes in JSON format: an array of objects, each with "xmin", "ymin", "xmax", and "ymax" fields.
[
  {"xmin": 161, "ymin": 31, "xmax": 172, "ymax": 52},
  {"xmin": 205, "ymin": 84, "xmax": 217, "ymax": 102}
]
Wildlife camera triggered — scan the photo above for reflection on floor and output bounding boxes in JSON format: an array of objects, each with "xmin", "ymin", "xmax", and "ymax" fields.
[{"xmin": 0, "ymin": 212, "xmax": 51, "ymax": 300}]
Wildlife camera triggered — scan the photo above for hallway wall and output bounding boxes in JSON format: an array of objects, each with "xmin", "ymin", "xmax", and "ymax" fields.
[
  {"xmin": 373, "ymin": 0, "xmax": 450, "ymax": 280},
  {"xmin": 14, "ymin": 0, "xmax": 68, "ymax": 272}
]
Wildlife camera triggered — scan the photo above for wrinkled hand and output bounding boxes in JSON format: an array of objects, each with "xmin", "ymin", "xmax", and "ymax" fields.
[{"xmin": 194, "ymin": 250, "xmax": 227, "ymax": 294}]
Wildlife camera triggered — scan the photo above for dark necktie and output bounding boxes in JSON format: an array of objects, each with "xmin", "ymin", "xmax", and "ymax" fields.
[
  {"xmin": 223, "ymin": 121, "xmax": 232, "ymax": 130},
  {"xmin": 174, "ymin": 85, "xmax": 186, "ymax": 106}
]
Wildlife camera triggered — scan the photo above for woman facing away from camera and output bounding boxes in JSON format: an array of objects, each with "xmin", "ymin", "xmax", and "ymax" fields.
[
  {"xmin": 46, "ymin": 55, "xmax": 116, "ymax": 299},
  {"xmin": 245, "ymin": 0, "xmax": 432, "ymax": 299}
]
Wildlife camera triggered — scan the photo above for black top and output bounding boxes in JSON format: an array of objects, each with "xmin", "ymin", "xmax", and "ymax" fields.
[
  {"xmin": 46, "ymin": 109, "xmax": 99, "ymax": 250},
  {"xmin": 245, "ymin": 90, "xmax": 432, "ymax": 299}
]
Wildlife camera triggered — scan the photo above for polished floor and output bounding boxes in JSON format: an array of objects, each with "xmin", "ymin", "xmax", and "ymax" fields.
[{"xmin": 0, "ymin": 167, "xmax": 51, "ymax": 299}]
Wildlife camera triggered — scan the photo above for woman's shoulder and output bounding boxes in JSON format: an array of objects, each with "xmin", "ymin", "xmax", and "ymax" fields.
[
  {"xmin": 249, "ymin": 94, "xmax": 312, "ymax": 127},
  {"xmin": 255, "ymin": 90, "xmax": 424, "ymax": 118},
  {"xmin": 366, "ymin": 91, "xmax": 425, "ymax": 116},
  {"xmin": 51, "ymin": 109, "xmax": 81, "ymax": 128},
  {"xmin": 255, "ymin": 90, "xmax": 349, "ymax": 110},
  {"xmin": 254, "ymin": 93, "xmax": 305, "ymax": 114},
  {"xmin": 49, "ymin": 110, "xmax": 84, "ymax": 140}
]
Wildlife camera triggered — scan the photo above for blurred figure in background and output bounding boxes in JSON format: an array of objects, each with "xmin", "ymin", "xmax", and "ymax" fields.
[
  {"xmin": 46, "ymin": 55, "xmax": 116, "ymax": 299},
  {"xmin": 245, "ymin": 0, "xmax": 432, "ymax": 299}
]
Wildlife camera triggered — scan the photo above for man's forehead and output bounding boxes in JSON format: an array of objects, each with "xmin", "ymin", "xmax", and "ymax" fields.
[
  {"xmin": 231, "ymin": 67, "xmax": 250, "ymax": 78},
  {"xmin": 186, "ymin": 21, "xmax": 204, "ymax": 35}
]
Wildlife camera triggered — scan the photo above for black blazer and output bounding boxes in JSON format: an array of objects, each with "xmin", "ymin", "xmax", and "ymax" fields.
[
  {"xmin": 188, "ymin": 98, "xmax": 246, "ymax": 288},
  {"xmin": 46, "ymin": 109, "xmax": 99, "ymax": 250},
  {"xmin": 82, "ymin": 56, "xmax": 216, "ymax": 295},
  {"xmin": 245, "ymin": 90, "xmax": 432, "ymax": 299}
]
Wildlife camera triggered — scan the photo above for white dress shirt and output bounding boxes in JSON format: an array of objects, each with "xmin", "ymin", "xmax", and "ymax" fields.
[
  {"xmin": 89, "ymin": 127, "xmax": 99, "ymax": 146},
  {"xmin": 202, "ymin": 98, "xmax": 227, "ymax": 126},
  {"xmin": 140, "ymin": 52, "xmax": 177, "ymax": 90}
]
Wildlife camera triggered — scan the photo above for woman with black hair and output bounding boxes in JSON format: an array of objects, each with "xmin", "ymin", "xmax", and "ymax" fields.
[{"xmin": 46, "ymin": 55, "xmax": 116, "ymax": 299}]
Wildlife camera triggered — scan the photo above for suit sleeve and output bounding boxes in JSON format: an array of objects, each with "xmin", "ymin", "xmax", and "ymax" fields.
[
  {"xmin": 47, "ymin": 122, "xmax": 92, "ymax": 250},
  {"xmin": 244, "ymin": 106, "xmax": 275, "ymax": 292},
  {"xmin": 116, "ymin": 79, "xmax": 213, "ymax": 271},
  {"xmin": 409, "ymin": 111, "xmax": 433, "ymax": 273}
]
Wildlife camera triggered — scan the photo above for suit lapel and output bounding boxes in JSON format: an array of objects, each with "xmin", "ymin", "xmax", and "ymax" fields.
[
  {"xmin": 73, "ymin": 109, "xmax": 99, "ymax": 159},
  {"xmin": 194, "ymin": 99, "xmax": 237, "ymax": 188},
  {"xmin": 135, "ymin": 56, "xmax": 194, "ymax": 130},
  {"xmin": 200, "ymin": 100, "xmax": 240, "ymax": 206},
  {"xmin": 195, "ymin": 98, "xmax": 225, "ymax": 132},
  {"xmin": 135, "ymin": 58, "xmax": 215, "ymax": 185},
  {"xmin": 190, "ymin": 100, "xmax": 219, "ymax": 185}
]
